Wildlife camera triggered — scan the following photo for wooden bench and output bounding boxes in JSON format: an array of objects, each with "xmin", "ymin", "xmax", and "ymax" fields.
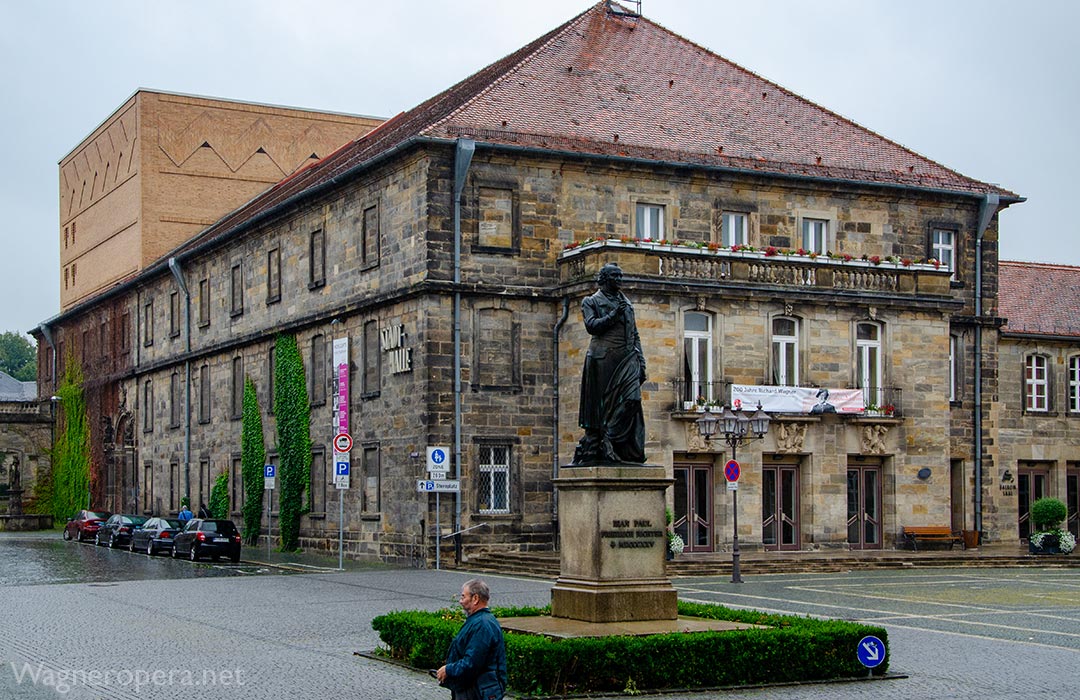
[{"xmin": 901, "ymin": 526, "xmax": 964, "ymax": 551}]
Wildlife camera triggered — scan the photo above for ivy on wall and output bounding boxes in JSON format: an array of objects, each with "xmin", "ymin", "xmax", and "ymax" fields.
[
  {"xmin": 240, "ymin": 377, "xmax": 266, "ymax": 545},
  {"xmin": 273, "ymin": 335, "xmax": 310, "ymax": 551},
  {"xmin": 32, "ymin": 355, "xmax": 91, "ymax": 520},
  {"xmin": 208, "ymin": 472, "xmax": 229, "ymax": 519}
]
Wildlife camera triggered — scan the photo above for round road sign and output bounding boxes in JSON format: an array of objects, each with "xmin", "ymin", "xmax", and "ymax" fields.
[
  {"xmin": 334, "ymin": 433, "xmax": 353, "ymax": 453},
  {"xmin": 724, "ymin": 459, "xmax": 741, "ymax": 482},
  {"xmin": 856, "ymin": 635, "xmax": 886, "ymax": 668}
]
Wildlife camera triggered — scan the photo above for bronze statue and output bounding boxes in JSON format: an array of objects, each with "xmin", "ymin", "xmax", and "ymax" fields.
[{"xmin": 573, "ymin": 263, "xmax": 647, "ymax": 465}]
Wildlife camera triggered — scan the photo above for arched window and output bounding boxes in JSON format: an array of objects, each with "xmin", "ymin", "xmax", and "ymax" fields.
[
  {"xmin": 683, "ymin": 312, "xmax": 713, "ymax": 402},
  {"xmin": 856, "ymin": 322, "xmax": 882, "ymax": 406},
  {"xmin": 771, "ymin": 317, "xmax": 799, "ymax": 386}
]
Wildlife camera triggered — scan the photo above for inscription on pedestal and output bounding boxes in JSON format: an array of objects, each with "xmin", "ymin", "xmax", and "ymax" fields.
[{"xmin": 601, "ymin": 519, "xmax": 664, "ymax": 549}]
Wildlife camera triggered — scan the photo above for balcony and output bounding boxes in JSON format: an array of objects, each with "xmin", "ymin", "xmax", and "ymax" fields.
[
  {"xmin": 559, "ymin": 239, "xmax": 951, "ymax": 297},
  {"xmin": 670, "ymin": 380, "xmax": 902, "ymax": 418}
]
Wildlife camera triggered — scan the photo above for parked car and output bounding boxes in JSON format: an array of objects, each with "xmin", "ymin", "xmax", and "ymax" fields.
[
  {"xmin": 95, "ymin": 514, "xmax": 149, "ymax": 548},
  {"xmin": 171, "ymin": 519, "xmax": 242, "ymax": 563},
  {"xmin": 63, "ymin": 510, "xmax": 111, "ymax": 542},
  {"xmin": 130, "ymin": 517, "xmax": 183, "ymax": 556}
]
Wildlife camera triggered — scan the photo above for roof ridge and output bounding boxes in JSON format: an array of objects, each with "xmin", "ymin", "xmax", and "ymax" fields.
[{"xmin": 1000, "ymin": 260, "xmax": 1080, "ymax": 270}]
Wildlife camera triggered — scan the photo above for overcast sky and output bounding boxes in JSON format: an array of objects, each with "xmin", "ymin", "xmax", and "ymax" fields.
[{"xmin": 2, "ymin": 0, "xmax": 1076, "ymax": 339}]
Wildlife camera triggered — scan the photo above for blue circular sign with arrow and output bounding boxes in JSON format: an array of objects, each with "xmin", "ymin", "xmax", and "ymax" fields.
[{"xmin": 856, "ymin": 635, "xmax": 885, "ymax": 668}]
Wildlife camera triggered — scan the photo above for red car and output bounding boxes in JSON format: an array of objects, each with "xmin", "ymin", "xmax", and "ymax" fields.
[{"xmin": 63, "ymin": 510, "xmax": 111, "ymax": 542}]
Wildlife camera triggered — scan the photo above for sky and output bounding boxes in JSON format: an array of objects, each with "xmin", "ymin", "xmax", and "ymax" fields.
[{"xmin": 2, "ymin": 0, "xmax": 1076, "ymax": 340}]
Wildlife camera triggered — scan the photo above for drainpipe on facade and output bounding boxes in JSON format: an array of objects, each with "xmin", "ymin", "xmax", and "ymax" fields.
[
  {"xmin": 452, "ymin": 139, "xmax": 475, "ymax": 543},
  {"xmin": 552, "ymin": 296, "xmax": 571, "ymax": 549},
  {"xmin": 973, "ymin": 193, "xmax": 1000, "ymax": 538},
  {"xmin": 168, "ymin": 258, "xmax": 192, "ymax": 508}
]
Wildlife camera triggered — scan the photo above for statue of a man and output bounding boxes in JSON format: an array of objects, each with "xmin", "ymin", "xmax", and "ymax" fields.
[{"xmin": 573, "ymin": 263, "xmax": 647, "ymax": 465}]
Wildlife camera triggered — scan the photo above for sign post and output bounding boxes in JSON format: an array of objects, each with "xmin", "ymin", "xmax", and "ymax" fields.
[
  {"xmin": 425, "ymin": 447, "xmax": 449, "ymax": 570},
  {"xmin": 332, "ymin": 336, "xmax": 350, "ymax": 571},
  {"xmin": 264, "ymin": 464, "xmax": 275, "ymax": 561},
  {"xmin": 724, "ymin": 459, "xmax": 742, "ymax": 583}
]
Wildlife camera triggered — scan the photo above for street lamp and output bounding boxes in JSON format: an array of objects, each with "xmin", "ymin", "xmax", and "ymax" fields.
[{"xmin": 696, "ymin": 402, "xmax": 771, "ymax": 583}]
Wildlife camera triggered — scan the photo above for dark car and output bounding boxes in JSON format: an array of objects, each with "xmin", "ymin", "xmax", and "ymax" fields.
[
  {"xmin": 63, "ymin": 510, "xmax": 111, "ymax": 542},
  {"xmin": 130, "ymin": 517, "xmax": 183, "ymax": 556},
  {"xmin": 95, "ymin": 514, "xmax": 149, "ymax": 548},
  {"xmin": 171, "ymin": 519, "xmax": 242, "ymax": 563}
]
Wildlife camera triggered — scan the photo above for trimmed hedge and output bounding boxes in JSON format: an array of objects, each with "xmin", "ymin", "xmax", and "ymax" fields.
[{"xmin": 372, "ymin": 601, "xmax": 888, "ymax": 695}]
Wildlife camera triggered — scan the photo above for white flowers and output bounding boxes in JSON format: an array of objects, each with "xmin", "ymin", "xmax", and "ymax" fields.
[
  {"xmin": 1030, "ymin": 529, "xmax": 1076, "ymax": 554},
  {"xmin": 668, "ymin": 533, "xmax": 685, "ymax": 555}
]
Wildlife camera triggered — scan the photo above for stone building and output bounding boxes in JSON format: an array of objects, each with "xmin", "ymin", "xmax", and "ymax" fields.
[
  {"xmin": 997, "ymin": 262, "xmax": 1080, "ymax": 540},
  {"xmin": 0, "ymin": 371, "xmax": 51, "ymax": 518},
  {"xmin": 36, "ymin": 2, "xmax": 1062, "ymax": 561}
]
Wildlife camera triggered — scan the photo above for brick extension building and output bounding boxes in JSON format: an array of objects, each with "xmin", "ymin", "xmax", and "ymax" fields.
[{"xmin": 33, "ymin": 3, "xmax": 1078, "ymax": 561}]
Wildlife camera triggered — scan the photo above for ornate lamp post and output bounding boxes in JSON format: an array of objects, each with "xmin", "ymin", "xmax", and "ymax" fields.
[{"xmin": 696, "ymin": 403, "xmax": 771, "ymax": 583}]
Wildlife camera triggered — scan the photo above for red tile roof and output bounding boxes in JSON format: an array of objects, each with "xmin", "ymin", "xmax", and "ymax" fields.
[
  {"xmin": 174, "ymin": 1, "xmax": 1019, "ymax": 260},
  {"xmin": 999, "ymin": 261, "xmax": 1080, "ymax": 338}
]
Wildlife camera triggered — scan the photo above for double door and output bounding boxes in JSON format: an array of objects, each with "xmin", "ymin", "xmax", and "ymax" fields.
[
  {"xmin": 1018, "ymin": 465, "xmax": 1049, "ymax": 540},
  {"xmin": 762, "ymin": 463, "xmax": 800, "ymax": 551},
  {"xmin": 673, "ymin": 456, "xmax": 713, "ymax": 552},
  {"xmin": 847, "ymin": 462, "xmax": 882, "ymax": 550}
]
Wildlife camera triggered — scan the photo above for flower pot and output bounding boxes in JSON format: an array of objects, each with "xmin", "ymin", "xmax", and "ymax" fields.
[
  {"xmin": 683, "ymin": 401, "xmax": 694, "ymax": 411},
  {"xmin": 1029, "ymin": 534, "xmax": 1060, "ymax": 555}
]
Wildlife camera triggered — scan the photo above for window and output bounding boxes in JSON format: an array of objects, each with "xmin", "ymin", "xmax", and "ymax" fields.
[
  {"xmin": 199, "ymin": 364, "xmax": 210, "ymax": 423},
  {"xmin": 635, "ymin": 203, "xmax": 665, "ymax": 240},
  {"xmin": 362, "ymin": 444, "xmax": 380, "ymax": 513},
  {"xmin": 143, "ymin": 379, "xmax": 153, "ymax": 432},
  {"xmin": 71, "ymin": 263, "xmax": 77, "ymax": 287},
  {"xmin": 1070, "ymin": 356, "xmax": 1080, "ymax": 414},
  {"xmin": 310, "ymin": 448, "xmax": 327, "ymax": 514},
  {"xmin": 100, "ymin": 320, "xmax": 109, "ymax": 359},
  {"xmin": 198, "ymin": 459, "xmax": 210, "ymax": 510},
  {"xmin": 267, "ymin": 247, "xmax": 281, "ymax": 303},
  {"xmin": 231, "ymin": 455, "xmax": 243, "ymax": 515},
  {"xmin": 309, "ymin": 229, "xmax": 325, "ymax": 289},
  {"xmin": 310, "ymin": 334, "xmax": 327, "ymax": 405},
  {"xmin": 475, "ymin": 309, "xmax": 520, "ymax": 389},
  {"xmin": 721, "ymin": 212, "xmax": 748, "ymax": 248},
  {"xmin": 1025, "ymin": 355, "xmax": 1049, "ymax": 412},
  {"xmin": 476, "ymin": 187, "xmax": 516, "ymax": 250},
  {"xmin": 477, "ymin": 444, "xmax": 511, "ymax": 514},
  {"xmin": 771, "ymin": 317, "xmax": 800, "ymax": 387},
  {"xmin": 64, "ymin": 267, "xmax": 69, "ymax": 290},
  {"xmin": 169, "ymin": 291, "xmax": 180, "ymax": 338},
  {"xmin": 931, "ymin": 228, "xmax": 956, "ymax": 280},
  {"xmin": 267, "ymin": 345, "xmax": 276, "ymax": 415},
  {"xmin": 949, "ymin": 335, "xmax": 960, "ymax": 402},
  {"xmin": 170, "ymin": 461, "xmax": 179, "ymax": 512},
  {"xmin": 682, "ymin": 312, "xmax": 713, "ymax": 402},
  {"xmin": 81, "ymin": 329, "xmax": 89, "ymax": 366},
  {"xmin": 231, "ymin": 356, "xmax": 243, "ymax": 419},
  {"xmin": 856, "ymin": 322, "xmax": 882, "ymax": 406},
  {"xmin": 230, "ymin": 263, "xmax": 243, "ymax": 316},
  {"xmin": 198, "ymin": 277, "xmax": 210, "ymax": 327},
  {"xmin": 143, "ymin": 462, "xmax": 153, "ymax": 514},
  {"xmin": 169, "ymin": 371, "xmax": 181, "ymax": 428},
  {"xmin": 362, "ymin": 205, "xmax": 380, "ymax": 268},
  {"xmin": 802, "ymin": 218, "xmax": 828, "ymax": 254},
  {"xmin": 120, "ymin": 312, "xmax": 131, "ymax": 353},
  {"xmin": 143, "ymin": 299, "xmax": 154, "ymax": 347},
  {"xmin": 363, "ymin": 320, "xmax": 380, "ymax": 396}
]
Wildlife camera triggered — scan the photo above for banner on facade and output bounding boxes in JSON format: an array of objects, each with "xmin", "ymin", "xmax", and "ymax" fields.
[{"xmin": 730, "ymin": 384, "xmax": 864, "ymax": 414}]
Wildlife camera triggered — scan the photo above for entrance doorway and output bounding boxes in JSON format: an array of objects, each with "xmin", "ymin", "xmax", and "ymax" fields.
[
  {"xmin": 847, "ymin": 460, "xmax": 882, "ymax": 550},
  {"xmin": 673, "ymin": 454, "xmax": 714, "ymax": 552},
  {"xmin": 762, "ymin": 461, "xmax": 800, "ymax": 551},
  {"xmin": 1018, "ymin": 463, "xmax": 1050, "ymax": 541}
]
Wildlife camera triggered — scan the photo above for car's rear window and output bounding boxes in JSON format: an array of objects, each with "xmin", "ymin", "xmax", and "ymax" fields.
[
  {"xmin": 87, "ymin": 512, "xmax": 108, "ymax": 519},
  {"xmin": 202, "ymin": 521, "xmax": 237, "ymax": 534},
  {"xmin": 164, "ymin": 519, "xmax": 182, "ymax": 528}
]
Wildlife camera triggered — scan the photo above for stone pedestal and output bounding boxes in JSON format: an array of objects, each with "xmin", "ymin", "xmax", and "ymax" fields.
[
  {"xmin": 551, "ymin": 464, "xmax": 677, "ymax": 622},
  {"xmin": 6, "ymin": 488, "xmax": 22, "ymax": 516}
]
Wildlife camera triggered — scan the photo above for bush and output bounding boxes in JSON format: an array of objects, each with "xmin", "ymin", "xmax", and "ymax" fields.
[
  {"xmin": 372, "ymin": 602, "xmax": 888, "ymax": 695},
  {"xmin": 1030, "ymin": 497, "xmax": 1067, "ymax": 531},
  {"xmin": 208, "ymin": 472, "xmax": 230, "ymax": 519}
]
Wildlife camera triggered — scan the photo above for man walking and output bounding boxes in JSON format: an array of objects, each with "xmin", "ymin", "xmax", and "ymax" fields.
[{"xmin": 436, "ymin": 579, "xmax": 507, "ymax": 700}]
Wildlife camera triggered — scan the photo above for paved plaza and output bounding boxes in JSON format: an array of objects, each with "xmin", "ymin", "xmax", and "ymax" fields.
[{"xmin": 1, "ymin": 532, "xmax": 1078, "ymax": 699}]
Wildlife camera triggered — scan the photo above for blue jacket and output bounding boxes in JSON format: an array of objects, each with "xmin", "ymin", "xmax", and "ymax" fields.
[{"xmin": 443, "ymin": 608, "xmax": 507, "ymax": 700}]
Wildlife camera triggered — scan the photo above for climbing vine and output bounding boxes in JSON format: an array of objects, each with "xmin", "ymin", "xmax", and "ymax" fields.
[
  {"xmin": 208, "ymin": 471, "xmax": 229, "ymax": 519},
  {"xmin": 33, "ymin": 355, "xmax": 91, "ymax": 521},
  {"xmin": 273, "ymin": 335, "xmax": 310, "ymax": 551},
  {"xmin": 240, "ymin": 377, "xmax": 266, "ymax": 544}
]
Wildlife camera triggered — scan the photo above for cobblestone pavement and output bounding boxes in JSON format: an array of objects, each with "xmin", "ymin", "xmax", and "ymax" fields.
[{"xmin": 2, "ymin": 542, "xmax": 1079, "ymax": 699}]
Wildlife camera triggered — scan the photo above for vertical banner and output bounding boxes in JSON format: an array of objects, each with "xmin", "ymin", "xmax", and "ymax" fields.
[{"xmin": 333, "ymin": 337, "xmax": 351, "ymax": 489}]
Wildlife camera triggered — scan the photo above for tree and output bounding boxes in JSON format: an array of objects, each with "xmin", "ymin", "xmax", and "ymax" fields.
[
  {"xmin": 0, "ymin": 331, "xmax": 36, "ymax": 381},
  {"xmin": 241, "ymin": 377, "xmax": 266, "ymax": 545},
  {"xmin": 273, "ymin": 335, "xmax": 311, "ymax": 551},
  {"xmin": 208, "ymin": 472, "xmax": 230, "ymax": 519}
]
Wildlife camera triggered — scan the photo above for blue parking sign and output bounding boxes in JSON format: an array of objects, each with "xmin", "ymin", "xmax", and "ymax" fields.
[
  {"xmin": 336, "ymin": 461, "xmax": 350, "ymax": 476},
  {"xmin": 264, "ymin": 465, "xmax": 276, "ymax": 478}
]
